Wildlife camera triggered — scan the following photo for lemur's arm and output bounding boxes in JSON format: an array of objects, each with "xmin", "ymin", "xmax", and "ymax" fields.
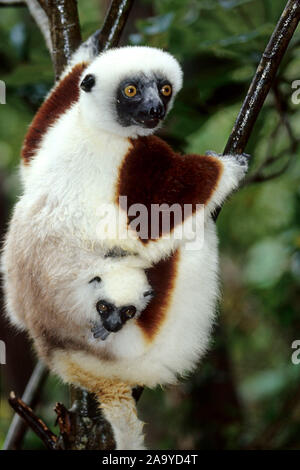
[{"xmin": 116, "ymin": 135, "xmax": 248, "ymax": 242}]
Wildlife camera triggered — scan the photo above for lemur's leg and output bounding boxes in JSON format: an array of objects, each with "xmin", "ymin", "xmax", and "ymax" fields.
[
  {"xmin": 97, "ymin": 379, "xmax": 145, "ymax": 450},
  {"xmin": 52, "ymin": 351, "xmax": 145, "ymax": 450}
]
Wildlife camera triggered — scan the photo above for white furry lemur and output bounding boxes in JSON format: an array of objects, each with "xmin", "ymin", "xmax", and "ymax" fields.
[{"xmin": 2, "ymin": 40, "xmax": 248, "ymax": 449}]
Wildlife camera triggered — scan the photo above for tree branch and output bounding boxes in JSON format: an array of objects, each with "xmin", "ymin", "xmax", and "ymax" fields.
[
  {"xmin": 47, "ymin": 0, "xmax": 82, "ymax": 78},
  {"xmin": 95, "ymin": 0, "xmax": 135, "ymax": 53},
  {"xmin": 3, "ymin": 361, "xmax": 48, "ymax": 450},
  {"xmin": 7, "ymin": 391, "xmax": 58, "ymax": 450}
]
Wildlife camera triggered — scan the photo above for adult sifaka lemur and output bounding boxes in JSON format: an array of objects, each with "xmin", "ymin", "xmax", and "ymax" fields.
[{"xmin": 2, "ymin": 42, "xmax": 248, "ymax": 449}]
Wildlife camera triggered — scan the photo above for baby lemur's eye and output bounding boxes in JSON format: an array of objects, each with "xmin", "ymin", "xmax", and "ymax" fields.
[
  {"xmin": 122, "ymin": 306, "xmax": 136, "ymax": 318},
  {"xmin": 161, "ymin": 84, "xmax": 172, "ymax": 97},
  {"xmin": 124, "ymin": 85, "xmax": 137, "ymax": 98},
  {"xmin": 97, "ymin": 301, "xmax": 109, "ymax": 313}
]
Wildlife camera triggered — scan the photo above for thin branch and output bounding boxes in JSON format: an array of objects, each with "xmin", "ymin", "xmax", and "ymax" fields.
[
  {"xmin": 224, "ymin": 0, "xmax": 300, "ymax": 156},
  {"xmin": 243, "ymin": 129, "xmax": 300, "ymax": 185},
  {"xmin": 243, "ymin": 80, "xmax": 300, "ymax": 186},
  {"xmin": 3, "ymin": 361, "xmax": 49, "ymax": 450},
  {"xmin": 244, "ymin": 155, "xmax": 294, "ymax": 184},
  {"xmin": 213, "ymin": 0, "xmax": 300, "ymax": 220},
  {"xmin": 54, "ymin": 402, "xmax": 73, "ymax": 448},
  {"xmin": 7, "ymin": 391, "xmax": 58, "ymax": 450},
  {"xmin": 272, "ymin": 80, "xmax": 297, "ymax": 143}
]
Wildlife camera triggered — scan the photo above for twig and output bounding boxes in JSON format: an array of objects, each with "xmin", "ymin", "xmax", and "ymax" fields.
[
  {"xmin": 7, "ymin": 391, "xmax": 58, "ymax": 450},
  {"xmin": 3, "ymin": 361, "xmax": 48, "ymax": 450},
  {"xmin": 243, "ymin": 80, "xmax": 300, "ymax": 186},
  {"xmin": 223, "ymin": 0, "xmax": 300, "ymax": 156},
  {"xmin": 54, "ymin": 402, "xmax": 72, "ymax": 449},
  {"xmin": 272, "ymin": 80, "xmax": 297, "ymax": 143},
  {"xmin": 243, "ymin": 134, "xmax": 300, "ymax": 186},
  {"xmin": 213, "ymin": 0, "xmax": 300, "ymax": 220}
]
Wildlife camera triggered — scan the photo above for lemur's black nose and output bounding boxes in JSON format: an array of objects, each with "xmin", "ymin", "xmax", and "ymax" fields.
[{"xmin": 149, "ymin": 103, "xmax": 165, "ymax": 119}]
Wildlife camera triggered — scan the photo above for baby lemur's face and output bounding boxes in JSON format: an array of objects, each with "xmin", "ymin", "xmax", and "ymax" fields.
[{"xmin": 88, "ymin": 258, "xmax": 153, "ymax": 341}]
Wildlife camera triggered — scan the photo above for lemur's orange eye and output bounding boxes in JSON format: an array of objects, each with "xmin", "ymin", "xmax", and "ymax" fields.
[
  {"xmin": 161, "ymin": 84, "xmax": 172, "ymax": 97},
  {"xmin": 124, "ymin": 85, "xmax": 137, "ymax": 98}
]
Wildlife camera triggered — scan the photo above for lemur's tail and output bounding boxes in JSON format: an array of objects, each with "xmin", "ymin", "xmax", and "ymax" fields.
[{"xmin": 95, "ymin": 379, "xmax": 146, "ymax": 450}]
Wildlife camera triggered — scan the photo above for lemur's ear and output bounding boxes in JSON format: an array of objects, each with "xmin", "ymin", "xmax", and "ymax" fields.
[{"xmin": 80, "ymin": 74, "xmax": 96, "ymax": 92}]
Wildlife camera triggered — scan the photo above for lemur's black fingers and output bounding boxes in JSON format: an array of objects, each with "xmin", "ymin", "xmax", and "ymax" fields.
[
  {"xmin": 92, "ymin": 325, "xmax": 110, "ymax": 341},
  {"xmin": 241, "ymin": 152, "xmax": 251, "ymax": 160},
  {"xmin": 205, "ymin": 150, "xmax": 220, "ymax": 158},
  {"xmin": 235, "ymin": 153, "xmax": 251, "ymax": 167}
]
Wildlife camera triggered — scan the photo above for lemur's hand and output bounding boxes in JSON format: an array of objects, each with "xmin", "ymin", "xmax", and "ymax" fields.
[{"xmin": 205, "ymin": 150, "xmax": 251, "ymax": 172}]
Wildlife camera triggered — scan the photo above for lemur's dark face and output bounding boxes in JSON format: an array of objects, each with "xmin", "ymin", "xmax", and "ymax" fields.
[
  {"xmin": 115, "ymin": 74, "xmax": 173, "ymax": 129},
  {"xmin": 92, "ymin": 291, "xmax": 153, "ymax": 341},
  {"xmin": 88, "ymin": 272, "xmax": 154, "ymax": 341}
]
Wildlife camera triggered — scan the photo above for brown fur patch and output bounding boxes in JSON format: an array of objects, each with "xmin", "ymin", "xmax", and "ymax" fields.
[
  {"xmin": 22, "ymin": 62, "xmax": 88, "ymax": 164},
  {"xmin": 116, "ymin": 135, "xmax": 223, "ymax": 242},
  {"xmin": 137, "ymin": 249, "xmax": 179, "ymax": 340}
]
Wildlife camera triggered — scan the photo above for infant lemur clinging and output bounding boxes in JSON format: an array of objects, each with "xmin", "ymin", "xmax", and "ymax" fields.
[{"xmin": 2, "ymin": 36, "xmax": 248, "ymax": 449}]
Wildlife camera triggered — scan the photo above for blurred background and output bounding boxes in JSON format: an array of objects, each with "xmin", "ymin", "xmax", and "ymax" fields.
[{"xmin": 1, "ymin": 0, "xmax": 300, "ymax": 450}]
